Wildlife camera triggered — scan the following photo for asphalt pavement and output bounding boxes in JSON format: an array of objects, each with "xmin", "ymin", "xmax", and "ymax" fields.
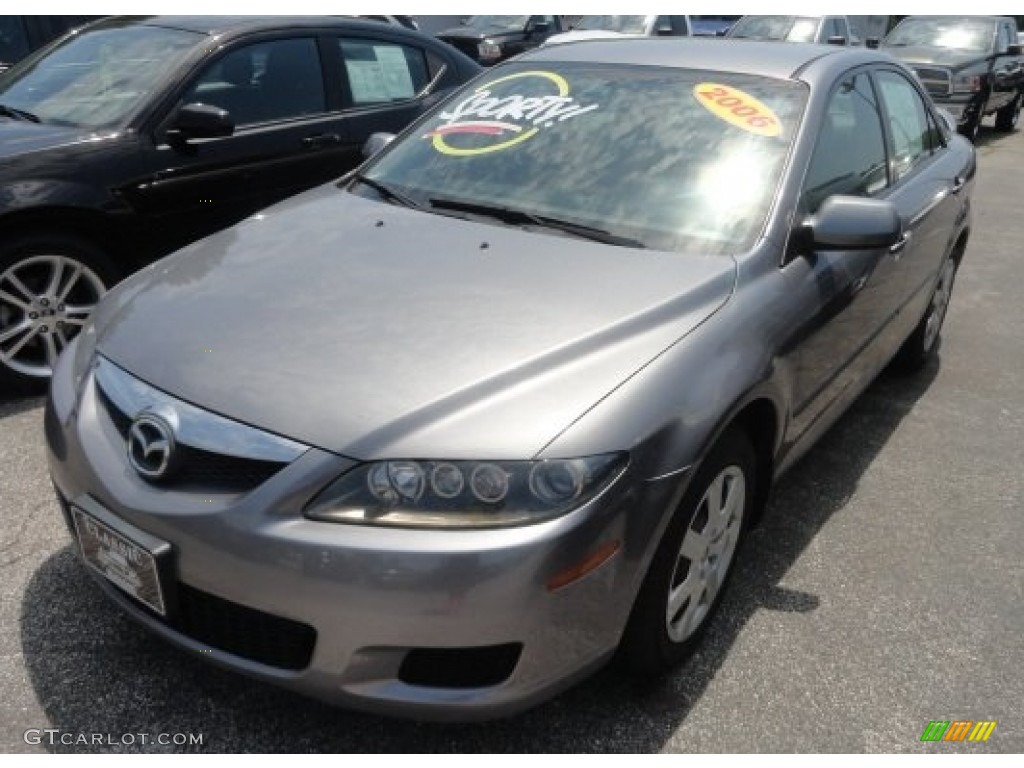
[{"xmin": 1, "ymin": 124, "xmax": 1022, "ymax": 753}]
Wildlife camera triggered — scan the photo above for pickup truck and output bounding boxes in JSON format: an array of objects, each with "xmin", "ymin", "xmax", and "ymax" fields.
[
  {"xmin": 436, "ymin": 15, "xmax": 563, "ymax": 65},
  {"xmin": 878, "ymin": 15, "xmax": 1023, "ymax": 141}
]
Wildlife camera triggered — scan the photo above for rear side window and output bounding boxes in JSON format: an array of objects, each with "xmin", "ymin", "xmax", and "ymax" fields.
[
  {"xmin": 0, "ymin": 17, "xmax": 31, "ymax": 63},
  {"xmin": 184, "ymin": 38, "xmax": 326, "ymax": 126},
  {"xmin": 803, "ymin": 72, "xmax": 888, "ymax": 212},
  {"xmin": 339, "ymin": 38, "xmax": 429, "ymax": 106},
  {"xmin": 876, "ymin": 70, "xmax": 932, "ymax": 181}
]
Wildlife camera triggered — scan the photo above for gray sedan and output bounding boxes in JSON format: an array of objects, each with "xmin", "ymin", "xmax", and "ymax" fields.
[{"xmin": 45, "ymin": 39, "xmax": 974, "ymax": 720}]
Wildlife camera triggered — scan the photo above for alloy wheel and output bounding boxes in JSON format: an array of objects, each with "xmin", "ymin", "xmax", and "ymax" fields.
[
  {"xmin": 0, "ymin": 255, "xmax": 105, "ymax": 378},
  {"xmin": 665, "ymin": 465, "xmax": 746, "ymax": 643}
]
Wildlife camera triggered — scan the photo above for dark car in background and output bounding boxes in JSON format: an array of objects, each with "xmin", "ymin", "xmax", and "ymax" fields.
[
  {"xmin": 436, "ymin": 15, "xmax": 563, "ymax": 65},
  {"xmin": 0, "ymin": 15, "xmax": 480, "ymax": 389},
  {"xmin": 880, "ymin": 16, "xmax": 1023, "ymax": 141},
  {"xmin": 46, "ymin": 39, "xmax": 974, "ymax": 720},
  {"xmin": 727, "ymin": 15, "xmax": 855, "ymax": 46},
  {"xmin": 0, "ymin": 16, "xmax": 99, "ymax": 72}
]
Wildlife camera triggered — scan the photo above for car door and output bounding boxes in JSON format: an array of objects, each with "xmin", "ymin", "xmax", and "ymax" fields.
[
  {"xmin": 129, "ymin": 34, "xmax": 351, "ymax": 251},
  {"xmin": 873, "ymin": 67, "xmax": 964, "ymax": 320},
  {"xmin": 331, "ymin": 35, "xmax": 459, "ymax": 170},
  {"xmin": 784, "ymin": 69, "xmax": 901, "ymax": 440}
]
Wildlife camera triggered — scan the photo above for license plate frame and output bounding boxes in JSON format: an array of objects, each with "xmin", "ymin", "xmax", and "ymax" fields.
[{"xmin": 71, "ymin": 503, "xmax": 173, "ymax": 617}]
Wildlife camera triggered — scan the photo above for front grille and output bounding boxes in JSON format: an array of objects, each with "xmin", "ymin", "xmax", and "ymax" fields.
[
  {"xmin": 172, "ymin": 582, "xmax": 317, "ymax": 671},
  {"xmin": 913, "ymin": 67, "xmax": 951, "ymax": 97},
  {"xmin": 96, "ymin": 385, "xmax": 287, "ymax": 493}
]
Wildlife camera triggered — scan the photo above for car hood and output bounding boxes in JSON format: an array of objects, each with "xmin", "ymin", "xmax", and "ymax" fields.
[
  {"xmin": 882, "ymin": 45, "xmax": 987, "ymax": 68},
  {"xmin": 93, "ymin": 185, "xmax": 736, "ymax": 460},
  {"xmin": 437, "ymin": 27, "xmax": 519, "ymax": 42},
  {"xmin": 0, "ymin": 119, "xmax": 96, "ymax": 160},
  {"xmin": 545, "ymin": 30, "xmax": 639, "ymax": 45}
]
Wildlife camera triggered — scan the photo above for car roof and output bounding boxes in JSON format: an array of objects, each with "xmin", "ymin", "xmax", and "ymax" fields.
[
  {"xmin": 92, "ymin": 15, "xmax": 402, "ymax": 38},
  {"xmin": 521, "ymin": 38, "xmax": 882, "ymax": 81}
]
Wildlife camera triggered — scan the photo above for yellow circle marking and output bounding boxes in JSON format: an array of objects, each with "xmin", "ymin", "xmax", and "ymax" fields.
[{"xmin": 433, "ymin": 70, "xmax": 570, "ymax": 157}]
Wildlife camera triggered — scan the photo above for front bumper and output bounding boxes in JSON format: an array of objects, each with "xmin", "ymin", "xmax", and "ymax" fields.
[{"xmin": 44, "ymin": 350, "xmax": 683, "ymax": 720}]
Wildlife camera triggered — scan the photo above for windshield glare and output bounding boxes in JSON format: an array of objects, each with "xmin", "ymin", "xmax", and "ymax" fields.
[
  {"xmin": 363, "ymin": 63, "xmax": 806, "ymax": 255},
  {"xmin": 0, "ymin": 24, "xmax": 198, "ymax": 128},
  {"xmin": 575, "ymin": 16, "xmax": 649, "ymax": 35},
  {"xmin": 731, "ymin": 16, "xmax": 819, "ymax": 43},
  {"xmin": 466, "ymin": 16, "xmax": 530, "ymax": 32},
  {"xmin": 885, "ymin": 19, "xmax": 996, "ymax": 52}
]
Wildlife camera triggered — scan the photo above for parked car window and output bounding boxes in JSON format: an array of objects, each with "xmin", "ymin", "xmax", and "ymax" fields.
[
  {"xmin": 365, "ymin": 63, "xmax": 808, "ymax": 254},
  {"xmin": 835, "ymin": 18, "xmax": 850, "ymax": 41},
  {"xmin": 466, "ymin": 16, "xmax": 530, "ymax": 32},
  {"xmin": 996, "ymin": 23, "xmax": 1012, "ymax": 54},
  {"xmin": 803, "ymin": 72, "xmax": 888, "ymax": 212},
  {"xmin": 0, "ymin": 16, "xmax": 31, "ymax": 63},
  {"xmin": 339, "ymin": 38, "xmax": 430, "ymax": 106},
  {"xmin": 886, "ymin": 18, "xmax": 996, "ymax": 53},
  {"xmin": 877, "ymin": 70, "xmax": 933, "ymax": 181},
  {"xmin": 574, "ymin": 16, "xmax": 647, "ymax": 35},
  {"xmin": 671, "ymin": 17, "xmax": 690, "ymax": 36},
  {"xmin": 0, "ymin": 24, "xmax": 198, "ymax": 128},
  {"xmin": 183, "ymin": 38, "xmax": 325, "ymax": 127},
  {"xmin": 654, "ymin": 16, "xmax": 673, "ymax": 35}
]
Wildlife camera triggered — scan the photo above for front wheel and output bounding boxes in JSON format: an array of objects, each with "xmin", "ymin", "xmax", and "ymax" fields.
[
  {"xmin": 619, "ymin": 427, "xmax": 755, "ymax": 675},
  {"xmin": 0, "ymin": 233, "xmax": 117, "ymax": 390},
  {"xmin": 894, "ymin": 254, "xmax": 958, "ymax": 372},
  {"xmin": 994, "ymin": 91, "xmax": 1022, "ymax": 132}
]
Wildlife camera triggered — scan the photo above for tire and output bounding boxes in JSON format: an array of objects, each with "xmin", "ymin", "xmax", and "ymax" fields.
[
  {"xmin": 619, "ymin": 427, "xmax": 756, "ymax": 676},
  {"xmin": 994, "ymin": 91, "xmax": 1022, "ymax": 132},
  {"xmin": 894, "ymin": 252, "xmax": 958, "ymax": 373},
  {"xmin": 0, "ymin": 233, "xmax": 119, "ymax": 390},
  {"xmin": 959, "ymin": 114, "xmax": 981, "ymax": 144}
]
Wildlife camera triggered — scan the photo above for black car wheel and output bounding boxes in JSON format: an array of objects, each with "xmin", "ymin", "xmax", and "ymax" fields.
[
  {"xmin": 995, "ymin": 91, "xmax": 1022, "ymax": 132},
  {"xmin": 0, "ymin": 233, "xmax": 118, "ymax": 389},
  {"xmin": 959, "ymin": 114, "xmax": 982, "ymax": 143},
  {"xmin": 894, "ymin": 252, "xmax": 959, "ymax": 372},
  {"xmin": 619, "ymin": 427, "xmax": 755, "ymax": 675}
]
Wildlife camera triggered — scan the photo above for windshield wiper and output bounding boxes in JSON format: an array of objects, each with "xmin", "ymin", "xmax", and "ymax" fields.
[
  {"xmin": 428, "ymin": 197, "xmax": 647, "ymax": 248},
  {"xmin": 351, "ymin": 173, "xmax": 425, "ymax": 210},
  {"xmin": 0, "ymin": 104, "xmax": 41, "ymax": 123}
]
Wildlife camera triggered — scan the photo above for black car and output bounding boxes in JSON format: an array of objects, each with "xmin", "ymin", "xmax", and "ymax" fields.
[
  {"xmin": 879, "ymin": 16, "xmax": 1023, "ymax": 141},
  {"xmin": 0, "ymin": 16, "xmax": 100, "ymax": 72},
  {"xmin": 0, "ymin": 15, "xmax": 480, "ymax": 388},
  {"xmin": 437, "ymin": 15, "xmax": 563, "ymax": 65}
]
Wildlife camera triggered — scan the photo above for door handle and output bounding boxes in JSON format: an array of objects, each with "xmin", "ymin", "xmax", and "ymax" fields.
[
  {"xmin": 302, "ymin": 133, "xmax": 341, "ymax": 149},
  {"xmin": 951, "ymin": 175, "xmax": 966, "ymax": 194},
  {"xmin": 889, "ymin": 231, "xmax": 911, "ymax": 258}
]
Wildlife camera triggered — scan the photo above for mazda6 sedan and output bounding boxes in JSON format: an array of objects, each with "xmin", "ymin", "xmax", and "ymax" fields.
[{"xmin": 46, "ymin": 39, "xmax": 974, "ymax": 720}]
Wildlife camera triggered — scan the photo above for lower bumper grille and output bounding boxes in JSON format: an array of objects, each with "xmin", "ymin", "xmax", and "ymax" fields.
[{"xmin": 172, "ymin": 583, "xmax": 317, "ymax": 671}]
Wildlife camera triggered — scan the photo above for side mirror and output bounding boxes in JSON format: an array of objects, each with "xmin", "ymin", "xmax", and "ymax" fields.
[
  {"xmin": 167, "ymin": 103, "xmax": 234, "ymax": 142},
  {"xmin": 826, "ymin": 35, "xmax": 847, "ymax": 46},
  {"xmin": 529, "ymin": 22, "xmax": 551, "ymax": 37},
  {"xmin": 1006, "ymin": 43, "xmax": 1023, "ymax": 56},
  {"xmin": 362, "ymin": 132, "xmax": 395, "ymax": 159},
  {"xmin": 804, "ymin": 196, "xmax": 902, "ymax": 250},
  {"xmin": 866, "ymin": 36, "xmax": 880, "ymax": 49}
]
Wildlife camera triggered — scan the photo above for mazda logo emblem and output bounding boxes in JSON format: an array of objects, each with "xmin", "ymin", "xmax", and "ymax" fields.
[{"xmin": 127, "ymin": 413, "xmax": 177, "ymax": 481}]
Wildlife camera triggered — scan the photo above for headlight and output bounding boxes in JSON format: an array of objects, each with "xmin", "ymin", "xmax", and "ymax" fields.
[
  {"xmin": 477, "ymin": 40, "xmax": 502, "ymax": 60},
  {"xmin": 305, "ymin": 453, "xmax": 627, "ymax": 529},
  {"xmin": 952, "ymin": 73, "xmax": 982, "ymax": 93}
]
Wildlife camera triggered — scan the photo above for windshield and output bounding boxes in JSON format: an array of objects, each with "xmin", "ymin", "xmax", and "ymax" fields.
[
  {"xmin": 466, "ymin": 16, "xmax": 530, "ymax": 32},
  {"xmin": 575, "ymin": 16, "xmax": 650, "ymax": 35},
  {"xmin": 885, "ymin": 19, "xmax": 996, "ymax": 53},
  {"xmin": 362, "ymin": 63, "xmax": 807, "ymax": 255},
  {"xmin": 0, "ymin": 24, "xmax": 199, "ymax": 128},
  {"xmin": 730, "ymin": 16, "xmax": 819, "ymax": 43}
]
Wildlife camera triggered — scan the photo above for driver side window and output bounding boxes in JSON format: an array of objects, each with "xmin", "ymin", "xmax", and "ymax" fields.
[
  {"xmin": 802, "ymin": 71, "xmax": 889, "ymax": 213},
  {"xmin": 181, "ymin": 38, "xmax": 326, "ymax": 128}
]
